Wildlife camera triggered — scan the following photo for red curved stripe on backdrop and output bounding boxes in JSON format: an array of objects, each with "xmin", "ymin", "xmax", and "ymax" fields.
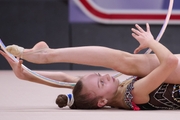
[{"xmin": 80, "ymin": 0, "xmax": 180, "ymax": 20}]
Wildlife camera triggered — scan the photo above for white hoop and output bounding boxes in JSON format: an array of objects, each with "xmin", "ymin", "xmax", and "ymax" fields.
[
  {"xmin": 145, "ymin": 0, "xmax": 174, "ymax": 54},
  {"xmin": 0, "ymin": 1, "xmax": 174, "ymax": 87},
  {"xmin": 0, "ymin": 39, "xmax": 76, "ymax": 87},
  {"xmin": 113, "ymin": 0, "xmax": 174, "ymax": 78}
]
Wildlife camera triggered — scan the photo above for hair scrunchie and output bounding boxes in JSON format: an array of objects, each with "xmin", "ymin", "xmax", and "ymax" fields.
[{"xmin": 66, "ymin": 94, "xmax": 74, "ymax": 107}]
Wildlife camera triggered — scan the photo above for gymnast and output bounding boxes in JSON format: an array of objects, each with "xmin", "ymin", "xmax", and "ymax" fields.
[{"xmin": 1, "ymin": 23, "xmax": 180, "ymax": 110}]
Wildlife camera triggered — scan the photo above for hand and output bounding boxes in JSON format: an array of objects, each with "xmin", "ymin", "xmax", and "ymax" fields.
[
  {"xmin": 0, "ymin": 50, "xmax": 31, "ymax": 80},
  {"xmin": 131, "ymin": 23, "xmax": 154, "ymax": 54}
]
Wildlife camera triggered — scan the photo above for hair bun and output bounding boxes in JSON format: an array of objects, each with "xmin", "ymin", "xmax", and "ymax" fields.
[{"xmin": 56, "ymin": 94, "xmax": 68, "ymax": 108}]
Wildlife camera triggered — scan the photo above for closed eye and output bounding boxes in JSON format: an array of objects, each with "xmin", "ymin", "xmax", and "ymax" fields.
[
  {"xmin": 100, "ymin": 79, "xmax": 104, "ymax": 86},
  {"xmin": 96, "ymin": 73, "xmax": 103, "ymax": 88},
  {"xmin": 97, "ymin": 73, "xmax": 101, "ymax": 76}
]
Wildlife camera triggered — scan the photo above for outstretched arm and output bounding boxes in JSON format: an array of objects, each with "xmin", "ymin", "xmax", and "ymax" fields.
[
  {"xmin": 0, "ymin": 50, "xmax": 78, "ymax": 89},
  {"xmin": 131, "ymin": 23, "xmax": 178, "ymax": 104}
]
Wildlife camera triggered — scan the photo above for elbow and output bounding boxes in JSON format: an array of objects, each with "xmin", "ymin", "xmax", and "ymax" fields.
[{"xmin": 165, "ymin": 55, "xmax": 178, "ymax": 69}]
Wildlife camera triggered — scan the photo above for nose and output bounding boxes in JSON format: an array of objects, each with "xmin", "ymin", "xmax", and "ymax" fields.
[{"xmin": 102, "ymin": 74, "xmax": 111, "ymax": 81}]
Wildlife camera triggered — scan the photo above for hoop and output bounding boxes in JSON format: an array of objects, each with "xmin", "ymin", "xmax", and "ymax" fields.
[
  {"xmin": 145, "ymin": 0, "xmax": 174, "ymax": 54},
  {"xmin": 0, "ymin": 0, "xmax": 174, "ymax": 87},
  {"xmin": 113, "ymin": 0, "xmax": 174, "ymax": 78},
  {"xmin": 0, "ymin": 39, "xmax": 76, "ymax": 87}
]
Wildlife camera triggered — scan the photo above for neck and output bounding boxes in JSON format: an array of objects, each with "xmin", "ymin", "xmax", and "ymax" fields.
[
  {"xmin": 108, "ymin": 85, "xmax": 124, "ymax": 108},
  {"xmin": 108, "ymin": 80, "xmax": 133, "ymax": 109}
]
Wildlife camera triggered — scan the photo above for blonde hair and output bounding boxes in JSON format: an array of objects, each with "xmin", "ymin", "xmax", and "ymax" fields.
[{"xmin": 110, "ymin": 78, "xmax": 134, "ymax": 109}]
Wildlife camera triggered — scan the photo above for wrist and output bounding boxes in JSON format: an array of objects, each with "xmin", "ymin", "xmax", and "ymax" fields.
[{"xmin": 147, "ymin": 40, "xmax": 157, "ymax": 47}]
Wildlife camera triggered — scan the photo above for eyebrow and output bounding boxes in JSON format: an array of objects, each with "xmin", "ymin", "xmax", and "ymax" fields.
[
  {"xmin": 97, "ymin": 76, "xmax": 100, "ymax": 88},
  {"xmin": 94, "ymin": 73, "xmax": 100, "ymax": 88}
]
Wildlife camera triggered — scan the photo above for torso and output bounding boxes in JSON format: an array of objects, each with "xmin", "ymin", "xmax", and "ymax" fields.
[
  {"xmin": 124, "ymin": 79, "xmax": 180, "ymax": 110},
  {"xmin": 137, "ymin": 83, "xmax": 180, "ymax": 110}
]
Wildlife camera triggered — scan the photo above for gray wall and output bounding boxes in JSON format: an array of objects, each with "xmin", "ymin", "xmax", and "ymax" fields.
[
  {"xmin": 0, "ymin": 0, "xmax": 70, "ymax": 70},
  {"xmin": 0, "ymin": 0, "xmax": 180, "ymax": 70}
]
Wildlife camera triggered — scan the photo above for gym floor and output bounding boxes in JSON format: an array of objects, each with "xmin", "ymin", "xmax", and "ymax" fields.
[{"xmin": 0, "ymin": 70, "xmax": 179, "ymax": 120}]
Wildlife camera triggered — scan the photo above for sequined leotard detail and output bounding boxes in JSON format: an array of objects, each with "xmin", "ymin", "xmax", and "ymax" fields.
[{"xmin": 124, "ymin": 79, "xmax": 180, "ymax": 110}]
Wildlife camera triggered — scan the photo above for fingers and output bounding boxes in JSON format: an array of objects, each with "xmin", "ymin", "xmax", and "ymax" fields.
[
  {"xmin": 18, "ymin": 60, "xmax": 23, "ymax": 69},
  {"xmin": 18, "ymin": 59, "xmax": 23, "ymax": 66},
  {"xmin": 135, "ymin": 24, "xmax": 145, "ymax": 33},
  {"xmin": 131, "ymin": 24, "xmax": 145, "ymax": 36},
  {"xmin": 0, "ymin": 50, "xmax": 6, "ymax": 56},
  {"xmin": 131, "ymin": 28, "xmax": 141, "ymax": 36},
  {"xmin": 132, "ymin": 23, "xmax": 150, "ymax": 34},
  {"xmin": 0, "ymin": 50, "xmax": 12, "ymax": 61},
  {"xmin": 134, "ymin": 47, "xmax": 140, "ymax": 54},
  {"xmin": 134, "ymin": 46, "xmax": 144, "ymax": 54},
  {"xmin": 146, "ymin": 23, "xmax": 150, "ymax": 32},
  {"xmin": 0, "ymin": 50, "xmax": 17, "ymax": 67},
  {"xmin": 132, "ymin": 33, "xmax": 138, "ymax": 39}
]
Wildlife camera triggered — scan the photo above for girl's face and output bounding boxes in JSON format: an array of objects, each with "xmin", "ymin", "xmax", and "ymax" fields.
[{"xmin": 81, "ymin": 73, "xmax": 119, "ymax": 107}]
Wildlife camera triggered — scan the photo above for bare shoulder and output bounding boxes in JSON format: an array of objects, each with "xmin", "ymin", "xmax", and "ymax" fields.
[{"xmin": 131, "ymin": 87, "xmax": 150, "ymax": 104}]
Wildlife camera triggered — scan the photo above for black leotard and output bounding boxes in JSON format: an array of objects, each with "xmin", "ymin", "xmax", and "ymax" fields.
[{"xmin": 125, "ymin": 79, "xmax": 180, "ymax": 110}]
